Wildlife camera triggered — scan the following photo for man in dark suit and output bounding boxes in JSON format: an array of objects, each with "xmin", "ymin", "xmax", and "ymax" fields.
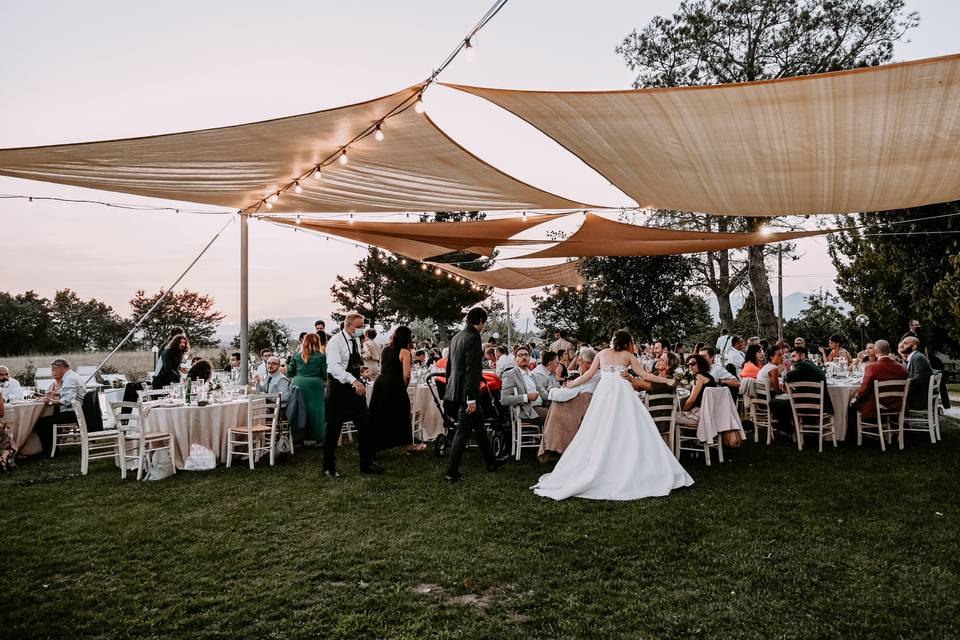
[
  {"xmin": 851, "ymin": 340, "xmax": 908, "ymax": 419},
  {"xmin": 443, "ymin": 307, "xmax": 501, "ymax": 483},
  {"xmin": 770, "ymin": 346, "xmax": 833, "ymax": 433},
  {"xmin": 900, "ymin": 336, "xmax": 932, "ymax": 410}
]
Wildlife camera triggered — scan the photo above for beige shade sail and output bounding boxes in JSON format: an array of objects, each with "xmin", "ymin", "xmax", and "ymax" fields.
[
  {"xmin": 512, "ymin": 212, "xmax": 830, "ymax": 259},
  {"xmin": 0, "ymin": 86, "xmax": 583, "ymax": 214},
  {"xmin": 436, "ymin": 260, "xmax": 585, "ymax": 290},
  {"xmin": 446, "ymin": 54, "xmax": 960, "ymax": 216},
  {"xmin": 270, "ymin": 213, "xmax": 563, "ymax": 260}
]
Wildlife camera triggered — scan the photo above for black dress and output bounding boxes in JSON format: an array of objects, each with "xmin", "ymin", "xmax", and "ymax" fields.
[{"xmin": 368, "ymin": 346, "xmax": 412, "ymax": 451}]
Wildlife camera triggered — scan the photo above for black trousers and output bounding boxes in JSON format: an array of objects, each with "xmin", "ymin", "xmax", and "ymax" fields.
[
  {"xmin": 445, "ymin": 402, "xmax": 496, "ymax": 476},
  {"xmin": 33, "ymin": 409, "xmax": 77, "ymax": 455},
  {"xmin": 323, "ymin": 381, "xmax": 373, "ymax": 471},
  {"xmin": 770, "ymin": 397, "xmax": 794, "ymax": 433}
]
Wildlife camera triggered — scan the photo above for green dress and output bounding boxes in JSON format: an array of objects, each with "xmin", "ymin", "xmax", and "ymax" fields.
[{"xmin": 287, "ymin": 351, "xmax": 327, "ymax": 441}]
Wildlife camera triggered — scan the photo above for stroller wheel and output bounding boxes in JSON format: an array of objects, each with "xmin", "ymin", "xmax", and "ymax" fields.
[
  {"xmin": 491, "ymin": 432, "xmax": 505, "ymax": 459},
  {"xmin": 435, "ymin": 434, "xmax": 448, "ymax": 457}
]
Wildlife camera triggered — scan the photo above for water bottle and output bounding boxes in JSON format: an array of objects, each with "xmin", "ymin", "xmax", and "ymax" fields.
[{"xmin": 185, "ymin": 378, "xmax": 192, "ymax": 405}]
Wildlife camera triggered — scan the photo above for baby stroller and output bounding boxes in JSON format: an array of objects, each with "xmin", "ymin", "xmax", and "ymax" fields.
[{"xmin": 425, "ymin": 372, "xmax": 509, "ymax": 459}]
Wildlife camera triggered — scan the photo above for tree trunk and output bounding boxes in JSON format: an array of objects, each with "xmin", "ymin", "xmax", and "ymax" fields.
[
  {"xmin": 716, "ymin": 293, "xmax": 735, "ymax": 332},
  {"xmin": 746, "ymin": 218, "xmax": 779, "ymax": 338}
]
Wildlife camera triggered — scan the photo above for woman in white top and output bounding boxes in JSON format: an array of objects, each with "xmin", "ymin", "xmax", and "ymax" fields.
[{"xmin": 756, "ymin": 346, "xmax": 784, "ymax": 394}]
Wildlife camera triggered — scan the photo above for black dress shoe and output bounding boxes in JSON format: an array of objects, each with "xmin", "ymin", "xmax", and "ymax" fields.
[
  {"xmin": 360, "ymin": 464, "xmax": 386, "ymax": 475},
  {"xmin": 443, "ymin": 471, "xmax": 465, "ymax": 483},
  {"xmin": 487, "ymin": 459, "xmax": 507, "ymax": 472},
  {"xmin": 323, "ymin": 469, "xmax": 344, "ymax": 479}
]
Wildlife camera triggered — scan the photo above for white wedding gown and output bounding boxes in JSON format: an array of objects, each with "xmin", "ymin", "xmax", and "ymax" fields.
[{"xmin": 533, "ymin": 364, "xmax": 694, "ymax": 501}]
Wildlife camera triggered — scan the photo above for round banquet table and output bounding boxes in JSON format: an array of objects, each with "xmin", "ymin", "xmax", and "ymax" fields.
[
  {"xmin": 2, "ymin": 400, "xmax": 49, "ymax": 456},
  {"xmin": 827, "ymin": 382, "xmax": 860, "ymax": 441},
  {"xmin": 142, "ymin": 399, "xmax": 248, "ymax": 468}
]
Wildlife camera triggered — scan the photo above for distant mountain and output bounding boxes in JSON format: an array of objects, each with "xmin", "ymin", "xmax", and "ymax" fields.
[{"xmin": 708, "ymin": 291, "xmax": 823, "ymax": 321}]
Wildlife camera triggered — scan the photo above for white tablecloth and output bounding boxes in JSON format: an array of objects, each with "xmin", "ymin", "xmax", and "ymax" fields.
[
  {"xmin": 2, "ymin": 400, "xmax": 48, "ymax": 456},
  {"xmin": 365, "ymin": 383, "xmax": 445, "ymax": 441},
  {"xmin": 827, "ymin": 383, "xmax": 859, "ymax": 440},
  {"xmin": 698, "ymin": 387, "xmax": 745, "ymax": 443},
  {"xmin": 101, "ymin": 389, "xmax": 126, "ymax": 427},
  {"xmin": 142, "ymin": 400, "xmax": 248, "ymax": 468}
]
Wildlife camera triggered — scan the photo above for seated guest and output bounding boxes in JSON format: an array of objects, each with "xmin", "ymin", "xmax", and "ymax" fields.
[
  {"xmin": 255, "ymin": 356, "xmax": 290, "ymax": 403},
  {"xmin": 677, "ymin": 355, "xmax": 717, "ymax": 426},
  {"xmin": 698, "ymin": 347, "xmax": 740, "ymax": 393},
  {"xmin": 500, "ymin": 346, "xmax": 548, "ymax": 425},
  {"xmin": 495, "ymin": 345, "xmax": 515, "ymax": 377},
  {"xmin": 255, "ymin": 348, "xmax": 273, "ymax": 382},
  {"xmin": 740, "ymin": 344, "xmax": 764, "ymax": 379},
  {"xmin": 776, "ymin": 340, "xmax": 792, "ymax": 374},
  {"xmin": 226, "ymin": 351, "xmax": 242, "ymax": 373},
  {"xmin": 900, "ymin": 336, "xmax": 932, "ymax": 411},
  {"xmin": 851, "ymin": 340, "xmax": 906, "ymax": 419},
  {"xmin": 413, "ymin": 349, "xmax": 427, "ymax": 368},
  {"xmin": 757, "ymin": 347, "xmax": 784, "ymax": 394},
  {"xmin": 531, "ymin": 351, "xmax": 563, "ymax": 404},
  {"xmin": 0, "ymin": 366, "xmax": 24, "ymax": 400},
  {"xmin": 529, "ymin": 342, "xmax": 541, "ymax": 361},
  {"xmin": 484, "ymin": 346, "xmax": 497, "ymax": 371},
  {"xmin": 854, "ymin": 342, "xmax": 877, "ymax": 370},
  {"xmin": 770, "ymin": 346, "xmax": 834, "ymax": 434},
  {"xmin": 187, "ymin": 359, "xmax": 213, "ymax": 382},
  {"xmin": 622, "ymin": 352, "xmax": 680, "ymax": 446},
  {"xmin": 820, "ymin": 334, "xmax": 853, "ymax": 363},
  {"xmin": 33, "ymin": 359, "xmax": 87, "ymax": 456},
  {"xmin": 538, "ymin": 347, "xmax": 598, "ymax": 462},
  {"xmin": 725, "ymin": 335, "xmax": 746, "ymax": 376},
  {"xmin": 153, "ymin": 335, "xmax": 189, "ymax": 389},
  {"xmin": 190, "ymin": 356, "xmax": 203, "ymax": 365}
]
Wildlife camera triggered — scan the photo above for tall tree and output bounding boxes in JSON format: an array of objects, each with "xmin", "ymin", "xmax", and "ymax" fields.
[
  {"xmin": 329, "ymin": 247, "xmax": 395, "ymax": 329},
  {"xmin": 48, "ymin": 289, "xmax": 130, "ymax": 352},
  {"xmin": 0, "ymin": 291, "xmax": 56, "ymax": 356},
  {"xmin": 231, "ymin": 319, "xmax": 292, "ymax": 354},
  {"xmin": 130, "ymin": 289, "xmax": 225, "ymax": 349},
  {"xmin": 617, "ymin": 0, "xmax": 920, "ymax": 336},
  {"xmin": 828, "ymin": 200, "xmax": 960, "ymax": 354}
]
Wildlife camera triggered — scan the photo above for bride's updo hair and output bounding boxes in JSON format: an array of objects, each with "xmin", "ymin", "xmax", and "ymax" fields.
[{"xmin": 611, "ymin": 329, "xmax": 633, "ymax": 352}]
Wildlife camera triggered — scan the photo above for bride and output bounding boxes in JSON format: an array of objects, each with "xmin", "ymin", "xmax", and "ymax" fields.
[{"xmin": 533, "ymin": 330, "xmax": 694, "ymax": 501}]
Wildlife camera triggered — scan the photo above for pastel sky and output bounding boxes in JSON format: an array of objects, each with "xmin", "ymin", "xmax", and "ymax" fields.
[{"xmin": 3, "ymin": 0, "xmax": 958, "ymax": 327}]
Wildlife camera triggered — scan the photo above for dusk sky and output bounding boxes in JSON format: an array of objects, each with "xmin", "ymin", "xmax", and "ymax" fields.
[{"xmin": 3, "ymin": 1, "xmax": 958, "ymax": 328}]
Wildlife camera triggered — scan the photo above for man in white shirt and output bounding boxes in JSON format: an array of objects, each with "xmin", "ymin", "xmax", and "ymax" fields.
[
  {"xmin": 255, "ymin": 348, "xmax": 272, "ymax": 383},
  {"xmin": 495, "ymin": 345, "xmax": 515, "ymax": 377},
  {"xmin": 33, "ymin": 359, "xmax": 87, "ymax": 456},
  {"xmin": 725, "ymin": 336, "xmax": 746, "ymax": 376},
  {"xmin": 0, "ymin": 366, "xmax": 24, "ymax": 400},
  {"xmin": 500, "ymin": 346, "xmax": 548, "ymax": 424},
  {"xmin": 255, "ymin": 357, "xmax": 290, "ymax": 403},
  {"xmin": 715, "ymin": 328, "xmax": 733, "ymax": 354},
  {"xmin": 530, "ymin": 350, "xmax": 562, "ymax": 406},
  {"xmin": 698, "ymin": 347, "xmax": 741, "ymax": 392},
  {"xmin": 323, "ymin": 313, "xmax": 381, "ymax": 477}
]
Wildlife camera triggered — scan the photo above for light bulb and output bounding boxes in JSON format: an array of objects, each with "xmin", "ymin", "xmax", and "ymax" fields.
[
  {"xmin": 464, "ymin": 37, "xmax": 477, "ymax": 62},
  {"xmin": 268, "ymin": 193, "xmax": 279, "ymax": 204},
  {"xmin": 295, "ymin": 214, "xmax": 301, "ymax": 225},
  {"xmin": 522, "ymin": 211, "xmax": 528, "ymax": 220},
  {"xmin": 420, "ymin": 264, "xmax": 428, "ymax": 271},
  {"xmin": 338, "ymin": 150, "xmax": 348, "ymax": 165},
  {"xmin": 294, "ymin": 181, "xmax": 303, "ymax": 194},
  {"xmin": 374, "ymin": 125, "xmax": 384, "ymax": 142},
  {"xmin": 434, "ymin": 268, "xmax": 442, "ymax": 276},
  {"xmin": 312, "ymin": 168, "xmax": 322, "ymax": 180},
  {"xmin": 759, "ymin": 224, "xmax": 772, "ymax": 236},
  {"xmin": 575, "ymin": 284, "xmax": 583, "ymax": 291},
  {"xmin": 265, "ymin": 201, "xmax": 273, "ymax": 209},
  {"xmin": 414, "ymin": 96, "xmax": 425, "ymax": 114},
  {"xmin": 27, "ymin": 197, "xmax": 33, "ymax": 206},
  {"xmin": 348, "ymin": 214, "xmax": 355, "ymax": 224},
  {"xmin": 400, "ymin": 258, "xmax": 407, "ymax": 266}
]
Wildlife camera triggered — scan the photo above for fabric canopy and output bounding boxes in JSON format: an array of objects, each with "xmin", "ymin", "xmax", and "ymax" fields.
[
  {"xmin": 436, "ymin": 260, "xmax": 585, "ymax": 290},
  {"xmin": 513, "ymin": 212, "xmax": 829, "ymax": 259},
  {"xmin": 446, "ymin": 54, "xmax": 960, "ymax": 216},
  {"xmin": 0, "ymin": 86, "xmax": 583, "ymax": 214},
  {"xmin": 271, "ymin": 213, "xmax": 561, "ymax": 260}
]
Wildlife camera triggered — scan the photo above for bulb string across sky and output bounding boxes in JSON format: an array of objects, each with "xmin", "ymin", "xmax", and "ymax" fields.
[{"xmin": 3, "ymin": 1, "xmax": 958, "ymax": 326}]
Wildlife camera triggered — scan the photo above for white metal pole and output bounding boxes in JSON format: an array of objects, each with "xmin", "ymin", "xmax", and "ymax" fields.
[
  {"xmin": 505, "ymin": 290, "xmax": 513, "ymax": 350},
  {"xmin": 777, "ymin": 244, "xmax": 784, "ymax": 341},
  {"xmin": 240, "ymin": 213, "xmax": 249, "ymax": 385}
]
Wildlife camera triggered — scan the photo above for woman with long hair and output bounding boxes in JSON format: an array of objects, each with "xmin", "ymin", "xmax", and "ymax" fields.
[
  {"xmin": 286, "ymin": 333, "xmax": 327, "ymax": 444},
  {"xmin": 678, "ymin": 354, "xmax": 718, "ymax": 426},
  {"xmin": 533, "ymin": 329, "xmax": 693, "ymax": 501},
  {"xmin": 368, "ymin": 326, "xmax": 426, "ymax": 453},
  {"xmin": 740, "ymin": 344, "xmax": 764, "ymax": 379},
  {"xmin": 152, "ymin": 334, "xmax": 189, "ymax": 389}
]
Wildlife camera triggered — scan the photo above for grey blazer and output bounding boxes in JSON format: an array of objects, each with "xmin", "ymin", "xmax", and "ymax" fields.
[
  {"xmin": 906, "ymin": 351, "xmax": 933, "ymax": 410},
  {"xmin": 500, "ymin": 366, "xmax": 542, "ymax": 420}
]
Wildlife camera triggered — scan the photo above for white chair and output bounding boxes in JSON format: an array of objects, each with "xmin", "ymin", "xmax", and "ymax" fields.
[
  {"xmin": 247, "ymin": 392, "xmax": 292, "ymax": 460},
  {"xmin": 749, "ymin": 380, "xmax": 774, "ymax": 445},
  {"xmin": 49, "ymin": 405, "xmax": 82, "ymax": 458},
  {"xmin": 138, "ymin": 389, "xmax": 169, "ymax": 402},
  {"xmin": 226, "ymin": 397, "xmax": 275, "ymax": 469},
  {"xmin": 70, "ymin": 400, "xmax": 120, "ymax": 475},
  {"xmin": 647, "ymin": 393, "xmax": 678, "ymax": 454},
  {"xmin": 510, "ymin": 405, "xmax": 542, "ymax": 460},
  {"xmin": 340, "ymin": 421, "xmax": 357, "ymax": 443},
  {"xmin": 674, "ymin": 412, "xmax": 723, "ymax": 466},
  {"xmin": 111, "ymin": 401, "xmax": 177, "ymax": 481},
  {"xmin": 856, "ymin": 379, "xmax": 910, "ymax": 451},
  {"xmin": 902, "ymin": 373, "xmax": 942, "ymax": 443},
  {"xmin": 785, "ymin": 381, "xmax": 837, "ymax": 452},
  {"xmin": 408, "ymin": 386, "xmax": 424, "ymax": 444},
  {"xmin": 101, "ymin": 373, "xmax": 129, "ymax": 387}
]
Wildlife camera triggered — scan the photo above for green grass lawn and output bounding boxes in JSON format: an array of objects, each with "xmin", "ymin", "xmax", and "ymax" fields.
[{"xmin": 4, "ymin": 421, "xmax": 960, "ymax": 640}]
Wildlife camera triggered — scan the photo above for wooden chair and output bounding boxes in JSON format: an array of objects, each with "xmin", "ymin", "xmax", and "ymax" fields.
[
  {"xmin": 70, "ymin": 399, "xmax": 119, "ymax": 475},
  {"xmin": 856, "ymin": 379, "xmax": 910, "ymax": 451},
  {"xmin": 902, "ymin": 373, "xmax": 942, "ymax": 444},
  {"xmin": 510, "ymin": 405, "xmax": 542, "ymax": 460},
  {"xmin": 111, "ymin": 401, "xmax": 176, "ymax": 481},
  {"xmin": 408, "ymin": 386, "xmax": 425, "ymax": 444},
  {"xmin": 647, "ymin": 392, "xmax": 678, "ymax": 454},
  {"xmin": 137, "ymin": 388, "xmax": 169, "ymax": 402},
  {"xmin": 785, "ymin": 381, "xmax": 837, "ymax": 452},
  {"xmin": 674, "ymin": 413, "xmax": 723, "ymax": 466},
  {"xmin": 49, "ymin": 405, "xmax": 82, "ymax": 459},
  {"xmin": 749, "ymin": 380, "xmax": 774, "ymax": 445},
  {"xmin": 226, "ymin": 397, "xmax": 275, "ymax": 469}
]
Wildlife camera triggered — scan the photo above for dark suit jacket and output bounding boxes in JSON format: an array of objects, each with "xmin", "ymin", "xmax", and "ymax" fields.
[
  {"xmin": 784, "ymin": 359, "xmax": 833, "ymax": 414},
  {"xmin": 854, "ymin": 357, "xmax": 907, "ymax": 419},
  {"xmin": 906, "ymin": 351, "xmax": 933, "ymax": 410},
  {"xmin": 444, "ymin": 325, "xmax": 482, "ymax": 405}
]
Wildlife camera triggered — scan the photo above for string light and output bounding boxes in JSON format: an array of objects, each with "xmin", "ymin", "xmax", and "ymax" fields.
[
  {"xmin": 464, "ymin": 36, "xmax": 477, "ymax": 62},
  {"xmin": 759, "ymin": 224, "xmax": 772, "ymax": 236},
  {"xmin": 312, "ymin": 168, "xmax": 322, "ymax": 180},
  {"xmin": 27, "ymin": 197, "xmax": 33, "ymax": 206},
  {"xmin": 348, "ymin": 214, "xmax": 355, "ymax": 224},
  {"xmin": 400, "ymin": 258, "xmax": 407, "ymax": 265},
  {"xmin": 265, "ymin": 201, "xmax": 273, "ymax": 209},
  {"xmin": 295, "ymin": 214, "xmax": 301, "ymax": 225},
  {"xmin": 374, "ymin": 125, "xmax": 384, "ymax": 142},
  {"xmin": 338, "ymin": 149, "xmax": 349, "ymax": 165},
  {"xmin": 420, "ymin": 263, "xmax": 428, "ymax": 271},
  {"xmin": 293, "ymin": 181, "xmax": 303, "ymax": 194},
  {"xmin": 522, "ymin": 211, "xmax": 528, "ymax": 220},
  {"xmin": 414, "ymin": 95, "xmax": 426, "ymax": 114},
  {"xmin": 434, "ymin": 268, "xmax": 443, "ymax": 276},
  {"xmin": 268, "ymin": 193, "xmax": 279, "ymax": 204}
]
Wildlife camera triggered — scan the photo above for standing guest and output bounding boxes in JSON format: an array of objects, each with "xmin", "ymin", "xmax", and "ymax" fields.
[
  {"xmin": 693, "ymin": 342, "xmax": 705, "ymax": 359},
  {"xmin": 152, "ymin": 326, "xmax": 185, "ymax": 378},
  {"xmin": 901, "ymin": 319, "xmax": 921, "ymax": 343},
  {"xmin": 227, "ymin": 352, "xmax": 242, "ymax": 373},
  {"xmin": 501, "ymin": 346, "xmax": 549, "ymax": 424},
  {"xmin": 369, "ymin": 326, "xmax": 426, "ymax": 454},
  {"xmin": 152, "ymin": 335, "xmax": 190, "ymax": 389},
  {"xmin": 315, "ymin": 320, "xmax": 329, "ymax": 345},
  {"xmin": 414, "ymin": 349, "xmax": 427, "ymax": 367},
  {"xmin": 187, "ymin": 359, "xmax": 213, "ymax": 382},
  {"xmin": 255, "ymin": 348, "xmax": 273, "ymax": 383},
  {"xmin": 324, "ymin": 312, "xmax": 381, "ymax": 477},
  {"xmin": 495, "ymin": 345, "xmax": 515, "ymax": 376},
  {"xmin": 820, "ymin": 334, "xmax": 852, "ymax": 363},
  {"xmin": 255, "ymin": 356, "xmax": 290, "ymax": 403},
  {"xmin": 740, "ymin": 344, "xmax": 764, "ymax": 379},
  {"xmin": 677, "ymin": 355, "xmax": 717, "ymax": 426},
  {"xmin": 529, "ymin": 342, "xmax": 541, "ymax": 361},
  {"xmin": 757, "ymin": 347, "xmax": 785, "ymax": 394},
  {"xmin": 286, "ymin": 334, "xmax": 326, "ymax": 445},
  {"xmin": 443, "ymin": 307, "xmax": 502, "ymax": 483},
  {"xmin": 549, "ymin": 329, "xmax": 574, "ymax": 361},
  {"xmin": 0, "ymin": 366, "xmax": 24, "ymax": 400},
  {"xmin": 361, "ymin": 328, "xmax": 382, "ymax": 379},
  {"xmin": 297, "ymin": 332, "xmax": 308, "ymax": 347},
  {"xmin": 715, "ymin": 328, "xmax": 732, "ymax": 354},
  {"xmin": 33, "ymin": 359, "xmax": 87, "ymax": 456},
  {"xmin": 901, "ymin": 336, "xmax": 932, "ymax": 411},
  {"xmin": 794, "ymin": 337, "xmax": 806, "ymax": 349},
  {"xmin": 531, "ymin": 351, "xmax": 563, "ymax": 402},
  {"xmin": 851, "ymin": 340, "xmax": 906, "ymax": 420},
  {"xmin": 725, "ymin": 336, "xmax": 746, "ymax": 376}
]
